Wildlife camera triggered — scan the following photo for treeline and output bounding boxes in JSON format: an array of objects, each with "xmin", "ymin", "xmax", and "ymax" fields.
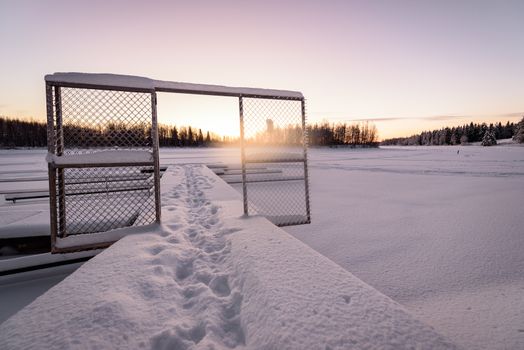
[
  {"xmin": 0, "ymin": 116, "xmax": 379, "ymax": 148},
  {"xmin": 160, "ymin": 121, "xmax": 379, "ymax": 147},
  {"xmin": 308, "ymin": 122, "xmax": 379, "ymax": 147},
  {"xmin": 157, "ymin": 125, "xmax": 223, "ymax": 147},
  {"xmin": 0, "ymin": 116, "xmax": 224, "ymax": 148},
  {"xmin": 0, "ymin": 117, "xmax": 47, "ymax": 147},
  {"xmin": 381, "ymin": 121, "xmax": 517, "ymax": 146}
]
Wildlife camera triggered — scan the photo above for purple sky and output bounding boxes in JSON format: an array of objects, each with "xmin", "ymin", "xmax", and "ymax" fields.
[{"xmin": 1, "ymin": 0, "xmax": 523, "ymax": 139}]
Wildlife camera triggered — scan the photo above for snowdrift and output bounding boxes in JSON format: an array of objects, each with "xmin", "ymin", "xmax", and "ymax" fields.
[{"xmin": 0, "ymin": 165, "xmax": 455, "ymax": 349}]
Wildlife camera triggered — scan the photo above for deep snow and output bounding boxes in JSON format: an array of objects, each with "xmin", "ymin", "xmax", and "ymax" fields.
[
  {"xmin": 284, "ymin": 145, "xmax": 524, "ymax": 350},
  {"xmin": 0, "ymin": 144, "xmax": 523, "ymax": 349},
  {"xmin": 0, "ymin": 165, "xmax": 454, "ymax": 349}
]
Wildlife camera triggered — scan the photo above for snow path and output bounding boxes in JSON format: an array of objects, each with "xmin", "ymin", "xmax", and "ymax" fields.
[
  {"xmin": 0, "ymin": 165, "xmax": 455, "ymax": 349},
  {"xmin": 150, "ymin": 165, "xmax": 245, "ymax": 348}
]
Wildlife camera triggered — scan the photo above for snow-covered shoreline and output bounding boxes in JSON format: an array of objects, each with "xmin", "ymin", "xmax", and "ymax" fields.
[{"xmin": 0, "ymin": 164, "xmax": 455, "ymax": 349}]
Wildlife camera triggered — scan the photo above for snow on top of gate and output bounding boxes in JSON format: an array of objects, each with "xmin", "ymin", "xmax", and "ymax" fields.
[{"xmin": 45, "ymin": 72, "xmax": 303, "ymax": 99}]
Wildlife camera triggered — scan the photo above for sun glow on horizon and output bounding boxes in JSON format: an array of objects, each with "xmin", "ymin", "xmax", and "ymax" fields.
[
  {"xmin": 157, "ymin": 93, "xmax": 240, "ymax": 138},
  {"xmin": 1, "ymin": 1, "xmax": 523, "ymax": 141}
]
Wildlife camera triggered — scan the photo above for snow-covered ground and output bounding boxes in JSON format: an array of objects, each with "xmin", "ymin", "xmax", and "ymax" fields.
[
  {"xmin": 284, "ymin": 145, "xmax": 524, "ymax": 350},
  {"xmin": 1, "ymin": 144, "xmax": 523, "ymax": 349},
  {"xmin": 0, "ymin": 263, "xmax": 84, "ymax": 323},
  {"xmin": 0, "ymin": 164, "xmax": 454, "ymax": 349}
]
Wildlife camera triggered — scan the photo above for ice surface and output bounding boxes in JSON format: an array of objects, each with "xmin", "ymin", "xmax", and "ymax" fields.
[
  {"xmin": 45, "ymin": 72, "xmax": 304, "ymax": 98},
  {"xmin": 0, "ymin": 165, "xmax": 454, "ymax": 349}
]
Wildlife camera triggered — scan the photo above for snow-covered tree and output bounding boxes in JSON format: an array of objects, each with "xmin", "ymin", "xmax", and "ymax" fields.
[
  {"xmin": 513, "ymin": 116, "xmax": 524, "ymax": 143},
  {"xmin": 481, "ymin": 129, "xmax": 497, "ymax": 146}
]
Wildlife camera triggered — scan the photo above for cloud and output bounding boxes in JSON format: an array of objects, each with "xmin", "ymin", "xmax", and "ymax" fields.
[
  {"xmin": 349, "ymin": 117, "xmax": 411, "ymax": 122},
  {"xmin": 352, "ymin": 115, "xmax": 472, "ymax": 123},
  {"xmin": 425, "ymin": 115, "xmax": 468, "ymax": 121},
  {"xmin": 312, "ymin": 113, "xmax": 524, "ymax": 124},
  {"xmin": 317, "ymin": 115, "xmax": 411, "ymax": 123},
  {"xmin": 497, "ymin": 112, "xmax": 524, "ymax": 119}
]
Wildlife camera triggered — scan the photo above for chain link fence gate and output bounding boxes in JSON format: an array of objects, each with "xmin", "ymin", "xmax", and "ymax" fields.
[
  {"xmin": 46, "ymin": 82, "xmax": 161, "ymax": 253},
  {"xmin": 239, "ymin": 96, "xmax": 311, "ymax": 226},
  {"xmin": 45, "ymin": 72, "xmax": 309, "ymax": 252}
]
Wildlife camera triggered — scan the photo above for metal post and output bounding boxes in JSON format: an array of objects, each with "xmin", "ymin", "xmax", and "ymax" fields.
[
  {"xmin": 46, "ymin": 83, "xmax": 58, "ymax": 250},
  {"xmin": 301, "ymin": 98, "xmax": 311, "ymax": 223},
  {"xmin": 54, "ymin": 86, "xmax": 67, "ymax": 237},
  {"xmin": 151, "ymin": 91, "xmax": 161, "ymax": 223},
  {"xmin": 239, "ymin": 96, "xmax": 248, "ymax": 215}
]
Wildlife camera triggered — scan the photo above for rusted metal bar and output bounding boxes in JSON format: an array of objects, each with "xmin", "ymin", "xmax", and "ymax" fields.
[
  {"xmin": 46, "ymin": 83, "xmax": 58, "ymax": 250},
  {"xmin": 151, "ymin": 91, "xmax": 161, "ymax": 223},
  {"xmin": 51, "ymin": 161, "xmax": 155, "ymax": 168},
  {"xmin": 46, "ymin": 82, "xmax": 153, "ymax": 94},
  {"xmin": 239, "ymin": 96, "xmax": 248, "ymax": 215},
  {"xmin": 155, "ymin": 88, "xmax": 303, "ymax": 100},
  {"xmin": 54, "ymin": 86, "xmax": 67, "ymax": 238},
  {"xmin": 51, "ymin": 241, "xmax": 113, "ymax": 254},
  {"xmin": 301, "ymin": 98, "xmax": 312, "ymax": 224}
]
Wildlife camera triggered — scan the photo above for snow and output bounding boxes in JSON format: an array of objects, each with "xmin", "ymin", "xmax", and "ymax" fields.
[
  {"xmin": 1, "ymin": 145, "xmax": 522, "ymax": 349},
  {"xmin": 45, "ymin": 72, "xmax": 304, "ymax": 99},
  {"xmin": 283, "ymin": 145, "xmax": 524, "ymax": 350},
  {"xmin": 0, "ymin": 250, "xmax": 100, "ymax": 274},
  {"xmin": 245, "ymin": 151, "xmax": 305, "ymax": 163},
  {"xmin": 154, "ymin": 79, "xmax": 304, "ymax": 99},
  {"xmin": 55, "ymin": 224, "xmax": 158, "ymax": 249},
  {"xmin": 0, "ymin": 209, "xmax": 49, "ymax": 238},
  {"xmin": 45, "ymin": 72, "xmax": 155, "ymax": 90},
  {"xmin": 46, "ymin": 150, "xmax": 153, "ymax": 165},
  {"xmin": 0, "ymin": 164, "xmax": 454, "ymax": 349},
  {"xmin": 0, "ymin": 263, "xmax": 85, "ymax": 324}
]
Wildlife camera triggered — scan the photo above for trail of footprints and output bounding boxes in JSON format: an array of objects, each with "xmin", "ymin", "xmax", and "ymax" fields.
[{"xmin": 145, "ymin": 166, "xmax": 244, "ymax": 349}]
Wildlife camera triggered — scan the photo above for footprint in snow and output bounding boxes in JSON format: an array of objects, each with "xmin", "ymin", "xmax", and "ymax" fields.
[
  {"xmin": 148, "ymin": 245, "xmax": 167, "ymax": 256},
  {"xmin": 209, "ymin": 275, "xmax": 231, "ymax": 297}
]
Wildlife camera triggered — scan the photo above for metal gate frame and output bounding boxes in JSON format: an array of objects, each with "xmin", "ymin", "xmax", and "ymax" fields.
[
  {"xmin": 45, "ymin": 73, "xmax": 310, "ymax": 253},
  {"xmin": 46, "ymin": 80, "xmax": 161, "ymax": 253},
  {"xmin": 239, "ymin": 95, "xmax": 311, "ymax": 226}
]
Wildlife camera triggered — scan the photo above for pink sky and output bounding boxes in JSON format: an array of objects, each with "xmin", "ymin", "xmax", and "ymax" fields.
[{"xmin": 1, "ymin": 0, "xmax": 523, "ymax": 139}]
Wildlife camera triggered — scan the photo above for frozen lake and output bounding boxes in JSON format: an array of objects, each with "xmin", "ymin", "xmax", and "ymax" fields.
[
  {"xmin": 1, "ymin": 145, "xmax": 523, "ymax": 349},
  {"xmin": 286, "ymin": 145, "xmax": 524, "ymax": 350}
]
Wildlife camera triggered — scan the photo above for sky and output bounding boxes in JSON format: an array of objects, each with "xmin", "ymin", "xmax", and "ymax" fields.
[{"xmin": 1, "ymin": 0, "xmax": 523, "ymax": 140}]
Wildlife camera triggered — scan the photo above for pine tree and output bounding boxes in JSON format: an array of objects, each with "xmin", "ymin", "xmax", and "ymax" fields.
[
  {"xmin": 187, "ymin": 127, "xmax": 194, "ymax": 146},
  {"xmin": 197, "ymin": 129, "xmax": 204, "ymax": 146},
  {"xmin": 172, "ymin": 126, "xmax": 179, "ymax": 146},
  {"xmin": 513, "ymin": 116, "xmax": 524, "ymax": 143},
  {"xmin": 481, "ymin": 129, "xmax": 497, "ymax": 146}
]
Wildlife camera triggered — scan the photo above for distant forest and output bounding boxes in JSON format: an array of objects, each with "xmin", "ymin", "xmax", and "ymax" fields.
[
  {"xmin": 0, "ymin": 116, "xmax": 378, "ymax": 148},
  {"xmin": 381, "ymin": 120, "xmax": 522, "ymax": 146}
]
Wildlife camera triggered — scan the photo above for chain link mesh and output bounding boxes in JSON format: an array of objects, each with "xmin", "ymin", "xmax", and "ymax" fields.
[
  {"xmin": 241, "ymin": 97, "xmax": 310, "ymax": 226},
  {"xmin": 60, "ymin": 87, "xmax": 153, "ymax": 153},
  {"xmin": 48, "ymin": 86, "xmax": 157, "ymax": 242}
]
